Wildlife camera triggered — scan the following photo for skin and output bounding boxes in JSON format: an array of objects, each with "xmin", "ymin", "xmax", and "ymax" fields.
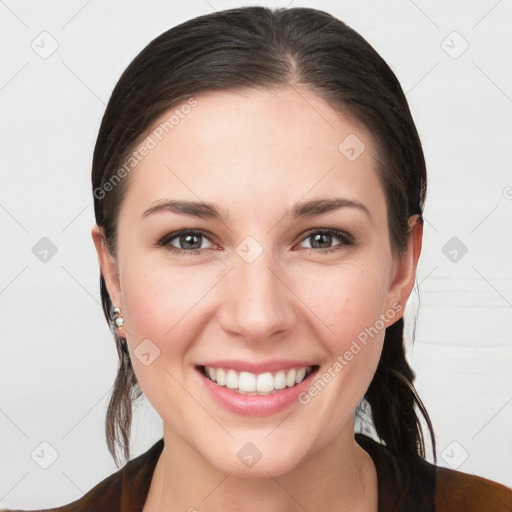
[{"xmin": 92, "ymin": 87, "xmax": 422, "ymax": 512}]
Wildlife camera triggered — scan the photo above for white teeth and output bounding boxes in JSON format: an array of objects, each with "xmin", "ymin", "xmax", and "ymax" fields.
[
  {"xmin": 274, "ymin": 370, "xmax": 286, "ymax": 390},
  {"xmin": 216, "ymin": 368, "xmax": 226, "ymax": 386},
  {"xmin": 239, "ymin": 371, "xmax": 256, "ymax": 392},
  {"xmin": 226, "ymin": 369, "xmax": 238, "ymax": 389},
  {"xmin": 202, "ymin": 365, "xmax": 313, "ymax": 394},
  {"xmin": 286, "ymin": 368, "xmax": 296, "ymax": 387},
  {"xmin": 256, "ymin": 372, "xmax": 274, "ymax": 393}
]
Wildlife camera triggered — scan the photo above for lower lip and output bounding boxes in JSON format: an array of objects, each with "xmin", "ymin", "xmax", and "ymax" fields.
[{"xmin": 197, "ymin": 367, "xmax": 319, "ymax": 416}]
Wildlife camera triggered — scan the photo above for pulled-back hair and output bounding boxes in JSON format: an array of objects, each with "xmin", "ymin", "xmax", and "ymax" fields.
[{"xmin": 92, "ymin": 6, "xmax": 435, "ymax": 468}]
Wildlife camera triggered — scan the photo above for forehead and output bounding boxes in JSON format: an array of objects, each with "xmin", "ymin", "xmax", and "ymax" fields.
[{"xmin": 119, "ymin": 87, "xmax": 386, "ymax": 227}]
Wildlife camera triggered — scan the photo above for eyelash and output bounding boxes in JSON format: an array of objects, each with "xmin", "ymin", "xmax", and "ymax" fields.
[{"xmin": 156, "ymin": 228, "xmax": 355, "ymax": 256}]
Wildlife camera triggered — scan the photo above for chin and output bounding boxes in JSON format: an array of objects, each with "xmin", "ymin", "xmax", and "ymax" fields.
[{"xmin": 203, "ymin": 439, "xmax": 307, "ymax": 478}]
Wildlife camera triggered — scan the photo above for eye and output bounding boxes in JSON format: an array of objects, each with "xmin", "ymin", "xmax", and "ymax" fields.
[
  {"xmin": 157, "ymin": 230, "xmax": 216, "ymax": 255},
  {"xmin": 156, "ymin": 228, "xmax": 354, "ymax": 256},
  {"xmin": 298, "ymin": 229, "xmax": 354, "ymax": 253}
]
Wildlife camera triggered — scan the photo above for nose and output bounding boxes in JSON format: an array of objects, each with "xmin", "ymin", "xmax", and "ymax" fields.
[{"xmin": 218, "ymin": 250, "xmax": 297, "ymax": 344}]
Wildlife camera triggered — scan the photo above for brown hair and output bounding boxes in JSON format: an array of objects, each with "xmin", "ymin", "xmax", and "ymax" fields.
[{"xmin": 92, "ymin": 6, "xmax": 436, "ymax": 468}]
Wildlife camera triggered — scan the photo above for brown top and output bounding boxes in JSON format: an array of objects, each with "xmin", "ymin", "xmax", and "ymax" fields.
[{"xmin": 3, "ymin": 434, "xmax": 511, "ymax": 512}]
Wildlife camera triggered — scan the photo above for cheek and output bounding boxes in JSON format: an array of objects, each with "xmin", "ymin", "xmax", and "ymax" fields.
[
  {"xmin": 290, "ymin": 263, "xmax": 389, "ymax": 447},
  {"xmin": 117, "ymin": 258, "xmax": 230, "ymax": 404},
  {"xmin": 294, "ymin": 260, "xmax": 390, "ymax": 346},
  {"xmin": 117, "ymin": 264, "xmax": 205, "ymax": 414},
  {"xmin": 294, "ymin": 261, "xmax": 388, "ymax": 402},
  {"xmin": 120, "ymin": 259, "xmax": 226, "ymax": 343}
]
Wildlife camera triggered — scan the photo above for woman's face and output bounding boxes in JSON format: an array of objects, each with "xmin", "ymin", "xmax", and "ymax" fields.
[{"xmin": 93, "ymin": 87, "xmax": 420, "ymax": 476}]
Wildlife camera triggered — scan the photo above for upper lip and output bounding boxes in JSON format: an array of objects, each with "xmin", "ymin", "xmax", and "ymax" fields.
[{"xmin": 196, "ymin": 359, "xmax": 318, "ymax": 374}]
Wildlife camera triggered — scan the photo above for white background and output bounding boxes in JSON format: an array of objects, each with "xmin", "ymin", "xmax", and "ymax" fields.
[{"xmin": 1, "ymin": 0, "xmax": 511, "ymax": 508}]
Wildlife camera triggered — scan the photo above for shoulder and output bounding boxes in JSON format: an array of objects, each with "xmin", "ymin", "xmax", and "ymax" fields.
[
  {"xmin": 1, "ymin": 438, "xmax": 164, "ymax": 512},
  {"xmin": 0, "ymin": 472, "xmax": 122, "ymax": 512},
  {"xmin": 435, "ymin": 465, "xmax": 512, "ymax": 512},
  {"xmin": 355, "ymin": 433, "xmax": 512, "ymax": 512}
]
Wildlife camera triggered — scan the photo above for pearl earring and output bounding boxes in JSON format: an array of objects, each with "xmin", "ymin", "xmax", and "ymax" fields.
[
  {"xmin": 110, "ymin": 306, "xmax": 129, "ymax": 356},
  {"xmin": 111, "ymin": 306, "xmax": 124, "ymax": 327}
]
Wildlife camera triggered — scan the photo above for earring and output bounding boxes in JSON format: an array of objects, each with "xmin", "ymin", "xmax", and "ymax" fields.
[
  {"xmin": 111, "ymin": 306, "xmax": 124, "ymax": 327},
  {"xmin": 111, "ymin": 306, "xmax": 128, "ymax": 356}
]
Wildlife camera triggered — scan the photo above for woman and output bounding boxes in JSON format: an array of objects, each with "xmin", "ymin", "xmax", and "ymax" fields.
[{"xmin": 5, "ymin": 6, "xmax": 511, "ymax": 512}]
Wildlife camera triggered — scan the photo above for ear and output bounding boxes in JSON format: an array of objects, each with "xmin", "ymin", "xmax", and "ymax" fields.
[
  {"xmin": 383, "ymin": 214, "xmax": 423, "ymax": 322},
  {"xmin": 91, "ymin": 223, "xmax": 123, "ymax": 310}
]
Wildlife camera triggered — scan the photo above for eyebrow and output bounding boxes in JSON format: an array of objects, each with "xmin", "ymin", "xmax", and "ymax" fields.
[{"xmin": 142, "ymin": 197, "xmax": 372, "ymax": 222}]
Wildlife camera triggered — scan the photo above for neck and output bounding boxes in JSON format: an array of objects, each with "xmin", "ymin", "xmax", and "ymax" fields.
[{"xmin": 144, "ymin": 420, "xmax": 378, "ymax": 512}]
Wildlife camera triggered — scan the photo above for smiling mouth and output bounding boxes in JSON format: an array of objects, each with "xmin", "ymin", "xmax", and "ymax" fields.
[{"xmin": 197, "ymin": 365, "xmax": 320, "ymax": 396}]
